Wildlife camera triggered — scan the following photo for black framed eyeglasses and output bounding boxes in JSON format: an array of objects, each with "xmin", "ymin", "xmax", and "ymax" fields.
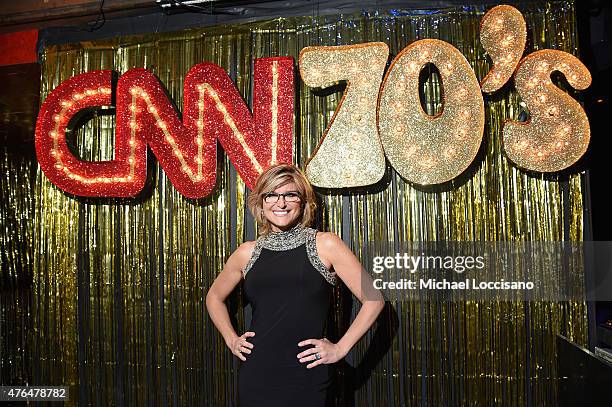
[{"xmin": 263, "ymin": 191, "xmax": 302, "ymax": 204}]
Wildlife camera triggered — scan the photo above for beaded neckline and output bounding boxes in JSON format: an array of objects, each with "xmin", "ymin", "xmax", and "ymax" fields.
[{"xmin": 260, "ymin": 223, "xmax": 307, "ymax": 251}]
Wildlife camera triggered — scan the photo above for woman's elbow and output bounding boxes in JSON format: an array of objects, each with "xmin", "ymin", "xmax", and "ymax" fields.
[
  {"xmin": 373, "ymin": 299, "xmax": 385, "ymax": 315},
  {"xmin": 205, "ymin": 289, "xmax": 217, "ymax": 309}
]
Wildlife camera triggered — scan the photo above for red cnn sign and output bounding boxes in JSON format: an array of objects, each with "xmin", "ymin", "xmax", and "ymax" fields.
[{"xmin": 35, "ymin": 57, "xmax": 294, "ymax": 198}]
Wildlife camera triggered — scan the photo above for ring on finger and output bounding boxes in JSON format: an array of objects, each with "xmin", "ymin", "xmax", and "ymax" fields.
[{"xmin": 314, "ymin": 353, "xmax": 321, "ymax": 360}]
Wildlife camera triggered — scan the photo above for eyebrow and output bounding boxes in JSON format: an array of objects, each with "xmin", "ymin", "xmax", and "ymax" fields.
[{"xmin": 267, "ymin": 190, "xmax": 300, "ymax": 194}]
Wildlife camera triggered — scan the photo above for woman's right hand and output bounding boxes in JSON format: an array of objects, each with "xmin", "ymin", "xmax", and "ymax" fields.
[{"xmin": 228, "ymin": 331, "xmax": 255, "ymax": 361}]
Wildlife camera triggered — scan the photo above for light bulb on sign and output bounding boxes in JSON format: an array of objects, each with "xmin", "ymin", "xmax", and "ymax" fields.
[
  {"xmin": 503, "ymin": 49, "xmax": 591, "ymax": 172},
  {"xmin": 378, "ymin": 39, "xmax": 484, "ymax": 185},
  {"xmin": 299, "ymin": 42, "xmax": 389, "ymax": 188},
  {"xmin": 480, "ymin": 5, "xmax": 526, "ymax": 93}
]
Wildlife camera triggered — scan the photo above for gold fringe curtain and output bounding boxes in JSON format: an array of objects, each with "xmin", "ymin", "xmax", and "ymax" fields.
[
  {"xmin": 0, "ymin": 147, "xmax": 35, "ymax": 388},
  {"xmin": 0, "ymin": 148, "xmax": 35, "ymax": 286},
  {"xmin": 0, "ymin": 1, "xmax": 588, "ymax": 405}
]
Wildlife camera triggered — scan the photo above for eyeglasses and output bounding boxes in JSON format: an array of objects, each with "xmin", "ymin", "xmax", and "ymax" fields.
[{"xmin": 263, "ymin": 191, "xmax": 302, "ymax": 204}]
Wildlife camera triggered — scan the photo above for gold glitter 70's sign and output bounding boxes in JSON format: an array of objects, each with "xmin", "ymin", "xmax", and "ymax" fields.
[
  {"xmin": 301, "ymin": 4, "xmax": 591, "ymax": 188},
  {"xmin": 35, "ymin": 5, "xmax": 591, "ymax": 198}
]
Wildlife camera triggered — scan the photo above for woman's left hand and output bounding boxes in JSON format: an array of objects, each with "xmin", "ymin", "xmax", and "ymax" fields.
[{"xmin": 297, "ymin": 338, "xmax": 346, "ymax": 368}]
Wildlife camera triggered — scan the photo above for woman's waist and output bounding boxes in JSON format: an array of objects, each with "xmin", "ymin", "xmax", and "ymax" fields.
[
  {"xmin": 244, "ymin": 329, "xmax": 326, "ymax": 362},
  {"xmin": 247, "ymin": 322, "xmax": 325, "ymax": 344},
  {"xmin": 239, "ymin": 354, "xmax": 333, "ymax": 384}
]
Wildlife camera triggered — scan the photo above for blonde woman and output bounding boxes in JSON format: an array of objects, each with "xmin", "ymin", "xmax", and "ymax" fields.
[{"xmin": 206, "ymin": 163, "xmax": 384, "ymax": 406}]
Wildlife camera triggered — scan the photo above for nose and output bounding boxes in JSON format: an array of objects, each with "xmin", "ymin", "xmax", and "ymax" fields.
[
  {"xmin": 275, "ymin": 195, "xmax": 288, "ymax": 207},
  {"xmin": 276, "ymin": 195, "xmax": 287, "ymax": 206}
]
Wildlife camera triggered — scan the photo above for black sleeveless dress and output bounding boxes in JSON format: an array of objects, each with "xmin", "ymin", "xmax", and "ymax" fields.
[{"xmin": 238, "ymin": 224, "xmax": 337, "ymax": 407}]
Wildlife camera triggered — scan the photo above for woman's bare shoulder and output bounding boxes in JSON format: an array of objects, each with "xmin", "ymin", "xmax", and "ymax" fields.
[
  {"xmin": 238, "ymin": 240, "xmax": 256, "ymax": 248},
  {"xmin": 314, "ymin": 231, "xmax": 345, "ymax": 267},
  {"xmin": 225, "ymin": 241, "xmax": 256, "ymax": 271},
  {"xmin": 236, "ymin": 240, "xmax": 256, "ymax": 258},
  {"xmin": 315, "ymin": 230, "xmax": 343, "ymax": 249}
]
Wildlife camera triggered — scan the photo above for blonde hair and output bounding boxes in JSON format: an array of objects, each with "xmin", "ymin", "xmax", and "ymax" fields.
[{"xmin": 247, "ymin": 163, "xmax": 317, "ymax": 236}]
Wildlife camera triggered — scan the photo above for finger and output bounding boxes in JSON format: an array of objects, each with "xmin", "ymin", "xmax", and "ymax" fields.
[
  {"xmin": 244, "ymin": 331, "xmax": 256, "ymax": 338},
  {"xmin": 239, "ymin": 346, "xmax": 251, "ymax": 354},
  {"xmin": 297, "ymin": 347, "xmax": 318, "ymax": 359},
  {"xmin": 298, "ymin": 339, "xmax": 315, "ymax": 347},
  {"xmin": 299, "ymin": 354, "xmax": 316, "ymax": 363},
  {"xmin": 235, "ymin": 351, "xmax": 246, "ymax": 361},
  {"xmin": 307, "ymin": 359, "xmax": 323, "ymax": 369},
  {"xmin": 298, "ymin": 339, "xmax": 319, "ymax": 347},
  {"xmin": 298, "ymin": 353, "xmax": 317, "ymax": 363},
  {"xmin": 300, "ymin": 351, "xmax": 326, "ymax": 363},
  {"xmin": 242, "ymin": 341, "xmax": 254, "ymax": 349}
]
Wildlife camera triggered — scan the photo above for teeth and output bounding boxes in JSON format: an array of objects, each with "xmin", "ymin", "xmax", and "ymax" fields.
[{"xmin": 273, "ymin": 210, "xmax": 289, "ymax": 215}]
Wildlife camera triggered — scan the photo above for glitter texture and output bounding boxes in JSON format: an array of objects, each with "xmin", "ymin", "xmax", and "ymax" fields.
[
  {"xmin": 503, "ymin": 50, "xmax": 591, "ymax": 172},
  {"xmin": 34, "ymin": 70, "xmax": 137, "ymax": 196},
  {"xmin": 480, "ymin": 5, "xmax": 527, "ymax": 93},
  {"xmin": 299, "ymin": 42, "xmax": 388, "ymax": 188},
  {"xmin": 378, "ymin": 39, "xmax": 485, "ymax": 185},
  {"xmin": 35, "ymin": 58, "xmax": 294, "ymax": 198}
]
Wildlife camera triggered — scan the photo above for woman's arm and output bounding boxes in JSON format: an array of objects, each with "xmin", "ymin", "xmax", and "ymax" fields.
[
  {"xmin": 297, "ymin": 232, "xmax": 385, "ymax": 368},
  {"xmin": 205, "ymin": 241, "xmax": 256, "ymax": 361}
]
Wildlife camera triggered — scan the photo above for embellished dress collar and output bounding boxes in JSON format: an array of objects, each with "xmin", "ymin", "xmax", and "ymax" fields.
[{"xmin": 259, "ymin": 223, "xmax": 307, "ymax": 251}]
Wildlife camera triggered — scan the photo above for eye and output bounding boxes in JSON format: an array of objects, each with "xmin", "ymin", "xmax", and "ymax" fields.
[
  {"xmin": 284, "ymin": 192, "xmax": 301, "ymax": 202},
  {"xmin": 264, "ymin": 193, "xmax": 279, "ymax": 203}
]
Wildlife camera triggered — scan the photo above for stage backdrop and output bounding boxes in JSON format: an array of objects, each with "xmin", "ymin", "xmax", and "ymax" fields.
[{"xmin": 1, "ymin": 1, "xmax": 588, "ymax": 406}]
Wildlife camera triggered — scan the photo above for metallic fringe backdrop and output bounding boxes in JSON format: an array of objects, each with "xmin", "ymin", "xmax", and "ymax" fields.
[{"xmin": 0, "ymin": 1, "xmax": 588, "ymax": 406}]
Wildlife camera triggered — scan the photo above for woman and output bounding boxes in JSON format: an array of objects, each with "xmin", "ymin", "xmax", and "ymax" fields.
[{"xmin": 205, "ymin": 163, "xmax": 385, "ymax": 406}]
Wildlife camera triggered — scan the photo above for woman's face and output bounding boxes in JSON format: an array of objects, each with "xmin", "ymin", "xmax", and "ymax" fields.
[{"xmin": 262, "ymin": 182, "xmax": 303, "ymax": 232}]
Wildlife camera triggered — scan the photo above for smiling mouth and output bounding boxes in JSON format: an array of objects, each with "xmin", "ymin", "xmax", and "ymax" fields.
[{"xmin": 273, "ymin": 210, "xmax": 290, "ymax": 216}]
